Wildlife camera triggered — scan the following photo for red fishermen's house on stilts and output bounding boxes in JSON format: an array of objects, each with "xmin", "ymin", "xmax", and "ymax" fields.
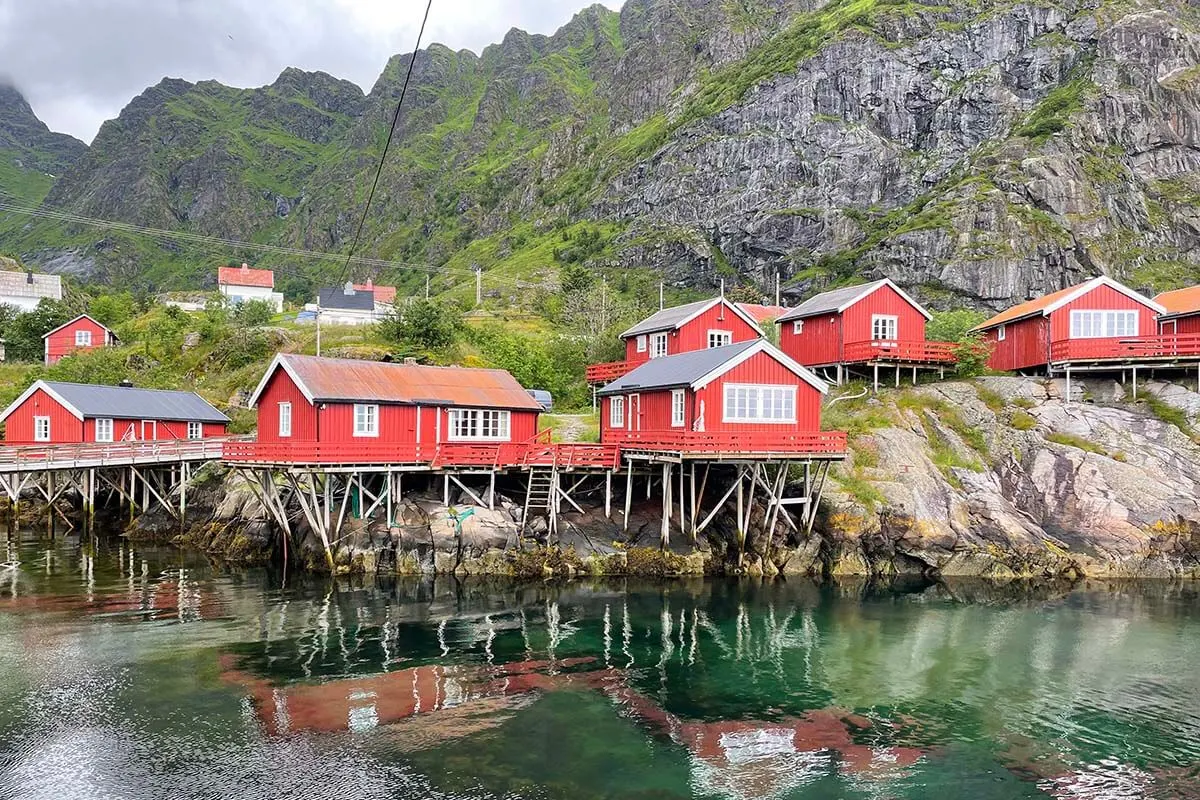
[
  {"xmin": 42, "ymin": 314, "xmax": 118, "ymax": 365},
  {"xmin": 1154, "ymin": 286, "xmax": 1200, "ymax": 336},
  {"xmin": 774, "ymin": 279, "xmax": 955, "ymax": 389},
  {"xmin": 586, "ymin": 297, "xmax": 766, "ymax": 385}
]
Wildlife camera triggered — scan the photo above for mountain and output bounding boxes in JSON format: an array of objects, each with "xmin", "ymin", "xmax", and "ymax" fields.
[
  {"xmin": 2, "ymin": 0, "xmax": 1199, "ymax": 310},
  {"xmin": 0, "ymin": 84, "xmax": 87, "ymax": 204}
]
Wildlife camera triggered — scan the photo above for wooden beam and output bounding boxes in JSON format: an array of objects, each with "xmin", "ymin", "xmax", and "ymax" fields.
[{"xmin": 448, "ymin": 473, "xmax": 486, "ymax": 508}]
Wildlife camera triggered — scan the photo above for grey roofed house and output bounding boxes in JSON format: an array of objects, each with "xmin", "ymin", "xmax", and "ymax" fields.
[
  {"xmin": 0, "ymin": 269, "xmax": 62, "ymax": 301},
  {"xmin": 318, "ymin": 285, "xmax": 375, "ymax": 311},
  {"xmin": 597, "ymin": 339, "xmax": 828, "ymax": 395},
  {"xmin": 776, "ymin": 278, "xmax": 932, "ymax": 323},
  {"xmin": 0, "ymin": 380, "xmax": 230, "ymax": 423},
  {"xmin": 620, "ymin": 297, "xmax": 763, "ymax": 338}
]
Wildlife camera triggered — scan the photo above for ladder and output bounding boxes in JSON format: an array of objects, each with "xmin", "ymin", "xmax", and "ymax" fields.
[{"xmin": 521, "ymin": 466, "xmax": 558, "ymax": 541}]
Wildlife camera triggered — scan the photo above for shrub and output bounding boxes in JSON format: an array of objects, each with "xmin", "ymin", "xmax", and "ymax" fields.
[
  {"xmin": 1010, "ymin": 411, "xmax": 1037, "ymax": 431},
  {"xmin": 953, "ymin": 336, "xmax": 992, "ymax": 378},
  {"xmin": 928, "ymin": 309, "xmax": 987, "ymax": 343}
]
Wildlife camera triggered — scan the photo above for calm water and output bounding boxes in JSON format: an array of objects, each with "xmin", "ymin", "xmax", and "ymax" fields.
[{"xmin": 0, "ymin": 533, "xmax": 1199, "ymax": 799}]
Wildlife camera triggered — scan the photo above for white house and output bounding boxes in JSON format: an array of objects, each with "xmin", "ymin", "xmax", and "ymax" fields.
[
  {"xmin": 217, "ymin": 263, "xmax": 284, "ymax": 312},
  {"xmin": 306, "ymin": 283, "xmax": 380, "ymax": 326},
  {"xmin": 0, "ymin": 269, "xmax": 62, "ymax": 312}
]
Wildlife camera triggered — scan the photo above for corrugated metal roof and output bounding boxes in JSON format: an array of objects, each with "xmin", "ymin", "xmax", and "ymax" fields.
[
  {"xmin": 42, "ymin": 381, "xmax": 229, "ymax": 422},
  {"xmin": 598, "ymin": 341, "xmax": 760, "ymax": 394},
  {"xmin": 354, "ymin": 282, "xmax": 397, "ymax": 304},
  {"xmin": 736, "ymin": 303, "xmax": 789, "ymax": 323},
  {"xmin": 777, "ymin": 280, "xmax": 889, "ymax": 322},
  {"xmin": 270, "ymin": 354, "xmax": 543, "ymax": 410},
  {"xmin": 218, "ymin": 264, "xmax": 274, "ymax": 288},
  {"xmin": 0, "ymin": 270, "xmax": 62, "ymax": 301},
  {"xmin": 1155, "ymin": 286, "xmax": 1200, "ymax": 317},
  {"xmin": 318, "ymin": 287, "xmax": 375, "ymax": 311}
]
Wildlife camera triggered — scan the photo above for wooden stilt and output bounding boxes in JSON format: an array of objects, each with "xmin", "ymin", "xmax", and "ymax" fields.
[
  {"xmin": 605, "ymin": 470, "xmax": 612, "ymax": 520},
  {"xmin": 735, "ymin": 466, "xmax": 745, "ymax": 561},
  {"xmin": 895, "ymin": 365, "xmax": 900, "ymax": 388},
  {"xmin": 623, "ymin": 464, "xmax": 633, "ymax": 532},
  {"xmin": 912, "ymin": 365, "xmax": 917, "ymax": 385},
  {"xmin": 660, "ymin": 463, "xmax": 671, "ymax": 549},
  {"xmin": 488, "ymin": 470, "xmax": 496, "ymax": 510},
  {"xmin": 689, "ymin": 464, "xmax": 697, "ymax": 543},
  {"xmin": 678, "ymin": 461, "xmax": 686, "ymax": 540},
  {"xmin": 873, "ymin": 363, "xmax": 879, "ymax": 393},
  {"xmin": 1132, "ymin": 366, "xmax": 1138, "ymax": 400}
]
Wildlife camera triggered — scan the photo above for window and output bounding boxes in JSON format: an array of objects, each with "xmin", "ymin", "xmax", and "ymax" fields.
[
  {"xmin": 95, "ymin": 418, "xmax": 113, "ymax": 443},
  {"xmin": 278, "ymin": 402, "xmax": 292, "ymax": 438},
  {"xmin": 671, "ymin": 389, "xmax": 686, "ymax": 427},
  {"xmin": 448, "ymin": 409, "xmax": 511, "ymax": 441},
  {"xmin": 792, "ymin": 320, "xmax": 804, "ymax": 335},
  {"xmin": 635, "ymin": 335, "xmax": 647, "ymax": 353},
  {"xmin": 649, "ymin": 332, "xmax": 668, "ymax": 359},
  {"xmin": 609, "ymin": 396, "xmax": 625, "ymax": 428},
  {"xmin": 1069, "ymin": 310, "xmax": 1139, "ymax": 339},
  {"xmin": 871, "ymin": 315, "xmax": 898, "ymax": 341},
  {"xmin": 997, "ymin": 324, "xmax": 1006, "ymax": 342},
  {"xmin": 34, "ymin": 416, "xmax": 50, "ymax": 442},
  {"xmin": 187, "ymin": 422, "xmax": 203, "ymax": 440},
  {"xmin": 722, "ymin": 384, "xmax": 796, "ymax": 423},
  {"xmin": 75, "ymin": 329, "xmax": 92, "ymax": 347},
  {"xmin": 707, "ymin": 329, "xmax": 733, "ymax": 348},
  {"xmin": 353, "ymin": 404, "xmax": 379, "ymax": 437}
]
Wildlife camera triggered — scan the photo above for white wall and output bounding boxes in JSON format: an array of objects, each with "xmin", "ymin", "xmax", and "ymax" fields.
[{"xmin": 219, "ymin": 285, "xmax": 284, "ymax": 312}]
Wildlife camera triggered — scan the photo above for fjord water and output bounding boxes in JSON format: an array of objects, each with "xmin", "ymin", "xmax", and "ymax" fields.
[{"xmin": 0, "ymin": 533, "xmax": 1198, "ymax": 800}]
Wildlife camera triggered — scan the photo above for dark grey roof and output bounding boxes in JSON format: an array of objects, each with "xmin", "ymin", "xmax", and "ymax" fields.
[
  {"xmin": 622, "ymin": 299, "xmax": 717, "ymax": 338},
  {"xmin": 43, "ymin": 381, "xmax": 229, "ymax": 422},
  {"xmin": 776, "ymin": 280, "xmax": 887, "ymax": 323},
  {"xmin": 318, "ymin": 287, "xmax": 375, "ymax": 311},
  {"xmin": 598, "ymin": 340, "xmax": 759, "ymax": 395}
]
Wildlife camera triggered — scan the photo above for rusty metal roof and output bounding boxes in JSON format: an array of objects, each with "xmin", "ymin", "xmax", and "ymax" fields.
[
  {"xmin": 251, "ymin": 354, "xmax": 543, "ymax": 410},
  {"xmin": 1155, "ymin": 285, "xmax": 1200, "ymax": 318},
  {"xmin": 218, "ymin": 264, "xmax": 274, "ymax": 288}
]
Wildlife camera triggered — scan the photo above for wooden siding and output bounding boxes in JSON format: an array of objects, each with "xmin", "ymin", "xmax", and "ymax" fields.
[
  {"xmin": 779, "ymin": 312, "xmax": 842, "ymax": 366},
  {"xmin": 1048, "ymin": 283, "xmax": 1158, "ymax": 341},
  {"xmin": 623, "ymin": 302, "xmax": 762, "ymax": 362},
  {"xmin": 255, "ymin": 369, "xmax": 319, "ymax": 443},
  {"xmin": 3, "ymin": 388, "xmax": 84, "ymax": 444},
  {"xmin": 983, "ymin": 316, "xmax": 1048, "ymax": 371},
  {"xmin": 82, "ymin": 419, "xmax": 224, "ymax": 441},
  {"xmin": 1162, "ymin": 315, "xmax": 1200, "ymax": 336},
  {"xmin": 45, "ymin": 317, "xmax": 110, "ymax": 365},
  {"xmin": 840, "ymin": 283, "xmax": 928, "ymax": 343}
]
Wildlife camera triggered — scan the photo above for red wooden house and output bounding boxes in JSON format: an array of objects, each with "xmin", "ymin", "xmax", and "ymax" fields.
[
  {"xmin": 42, "ymin": 314, "xmax": 118, "ymax": 365},
  {"xmin": 775, "ymin": 279, "xmax": 954, "ymax": 385},
  {"xmin": 972, "ymin": 276, "xmax": 1165, "ymax": 372},
  {"xmin": 586, "ymin": 297, "xmax": 765, "ymax": 385},
  {"xmin": 0, "ymin": 380, "xmax": 228, "ymax": 444},
  {"xmin": 596, "ymin": 339, "xmax": 839, "ymax": 454},
  {"xmin": 237, "ymin": 354, "xmax": 542, "ymax": 462},
  {"xmin": 1154, "ymin": 286, "xmax": 1200, "ymax": 336}
]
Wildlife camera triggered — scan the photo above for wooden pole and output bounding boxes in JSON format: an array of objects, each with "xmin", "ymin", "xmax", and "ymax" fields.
[
  {"xmin": 735, "ymin": 466, "xmax": 744, "ymax": 562},
  {"xmin": 689, "ymin": 464, "xmax": 697, "ymax": 543},
  {"xmin": 605, "ymin": 470, "xmax": 612, "ymax": 519},
  {"xmin": 623, "ymin": 464, "xmax": 633, "ymax": 532},
  {"xmin": 660, "ymin": 463, "xmax": 671, "ymax": 549}
]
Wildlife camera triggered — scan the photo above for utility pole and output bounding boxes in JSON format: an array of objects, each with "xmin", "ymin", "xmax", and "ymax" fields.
[
  {"xmin": 315, "ymin": 294, "xmax": 322, "ymax": 357},
  {"xmin": 720, "ymin": 278, "xmax": 725, "ymax": 299},
  {"xmin": 425, "ymin": 274, "xmax": 430, "ymax": 300},
  {"xmin": 475, "ymin": 267, "xmax": 482, "ymax": 306},
  {"xmin": 659, "ymin": 282, "xmax": 664, "ymax": 310},
  {"xmin": 775, "ymin": 272, "xmax": 780, "ymax": 307}
]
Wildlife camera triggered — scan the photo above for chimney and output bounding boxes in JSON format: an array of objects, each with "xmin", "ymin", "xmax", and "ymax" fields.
[
  {"xmin": 26, "ymin": 270, "xmax": 33, "ymax": 285},
  {"xmin": 118, "ymin": 378, "xmax": 134, "ymax": 388},
  {"xmin": 344, "ymin": 281, "xmax": 355, "ymax": 295},
  {"xmin": 240, "ymin": 263, "xmax": 249, "ymax": 272},
  {"xmin": 403, "ymin": 357, "xmax": 417, "ymax": 365},
  {"xmin": 365, "ymin": 278, "xmax": 373, "ymax": 289}
]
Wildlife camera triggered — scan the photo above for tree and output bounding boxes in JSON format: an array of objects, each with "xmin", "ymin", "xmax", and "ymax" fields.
[
  {"xmin": 88, "ymin": 292, "xmax": 136, "ymax": 326},
  {"xmin": 3, "ymin": 299, "xmax": 73, "ymax": 362},
  {"xmin": 725, "ymin": 284, "xmax": 767, "ymax": 305},
  {"xmin": 381, "ymin": 299, "xmax": 456, "ymax": 350},
  {"xmin": 234, "ymin": 299, "xmax": 275, "ymax": 327},
  {"xmin": 928, "ymin": 309, "xmax": 987, "ymax": 343}
]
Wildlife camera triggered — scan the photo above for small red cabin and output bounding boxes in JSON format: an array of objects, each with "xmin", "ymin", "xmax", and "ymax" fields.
[
  {"xmin": 973, "ymin": 276, "xmax": 1164, "ymax": 371},
  {"xmin": 0, "ymin": 380, "xmax": 228, "ymax": 445},
  {"xmin": 42, "ymin": 314, "xmax": 118, "ymax": 365},
  {"xmin": 246, "ymin": 354, "xmax": 541, "ymax": 455},
  {"xmin": 596, "ymin": 339, "xmax": 830, "ymax": 450},
  {"xmin": 1154, "ymin": 286, "xmax": 1200, "ymax": 337},
  {"xmin": 775, "ymin": 279, "xmax": 953, "ymax": 373}
]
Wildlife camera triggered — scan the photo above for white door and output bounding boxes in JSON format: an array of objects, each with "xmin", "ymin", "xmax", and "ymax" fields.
[
  {"xmin": 627, "ymin": 394, "xmax": 640, "ymax": 431},
  {"xmin": 141, "ymin": 420, "xmax": 157, "ymax": 441}
]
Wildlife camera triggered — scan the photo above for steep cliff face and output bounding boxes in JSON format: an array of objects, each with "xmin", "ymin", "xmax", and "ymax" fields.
[
  {"xmin": 0, "ymin": 84, "xmax": 87, "ymax": 203},
  {"xmin": 2, "ymin": 0, "xmax": 1198, "ymax": 308}
]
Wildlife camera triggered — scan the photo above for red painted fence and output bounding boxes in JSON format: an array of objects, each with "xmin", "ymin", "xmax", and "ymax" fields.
[
  {"xmin": 1050, "ymin": 334, "xmax": 1200, "ymax": 363},
  {"xmin": 604, "ymin": 430, "xmax": 847, "ymax": 455},
  {"xmin": 841, "ymin": 340, "xmax": 957, "ymax": 364},
  {"xmin": 0, "ymin": 438, "xmax": 232, "ymax": 472},
  {"xmin": 221, "ymin": 440, "xmax": 623, "ymax": 470}
]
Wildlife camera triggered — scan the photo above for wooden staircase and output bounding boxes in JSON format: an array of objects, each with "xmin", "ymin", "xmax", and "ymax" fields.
[{"xmin": 521, "ymin": 466, "xmax": 558, "ymax": 539}]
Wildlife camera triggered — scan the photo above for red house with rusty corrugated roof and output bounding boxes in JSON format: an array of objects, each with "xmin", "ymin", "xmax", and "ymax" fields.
[
  {"xmin": 42, "ymin": 314, "xmax": 118, "ymax": 365},
  {"xmin": 586, "ymin": 297, "xmax": 766, "ymax": 385},
  {"xmin": 242, "ymin": 354, "xmax": 542, "ymax": 459},
  {"xmin": 973, "ymin": 276, "xmax": 1164, "ymax": 372}
]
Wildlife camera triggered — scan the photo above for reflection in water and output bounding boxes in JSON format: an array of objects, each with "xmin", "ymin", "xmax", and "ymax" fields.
[{"xmin": 0, "ymin": 530, "xmax": 1199, "ymax": 799}]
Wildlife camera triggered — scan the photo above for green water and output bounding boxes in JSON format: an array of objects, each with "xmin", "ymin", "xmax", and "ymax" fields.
[{"xmin": 0, "ymin": 533, "xmax": 1198, "ymax": 799}]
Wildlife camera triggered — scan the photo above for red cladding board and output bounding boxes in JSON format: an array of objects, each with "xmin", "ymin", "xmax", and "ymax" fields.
[
  {"xmin": 44, "ymin": 317, "xmax": 111, "ymax": 365},
  {"xmin": 256, "ymin": 369, "xmax": 319, "ymax": 443},
  {"xmin": 779, "ymin": 312, "xmax": 842, "ymax": 366},
  {"xmin": 982, "ymin": 316, "xmax": 1048, "ymax": 371},
  {"xmin": 1047, "ymin": 283, "xmax": 1158, "ymax": 341},
  {"xmin": 839, "ymin": 283, "xmax": 928, "ymax": 343},
  {"xmin": 218, "ymin": 265, "xmax": 274, "ymax": 288},
  {"xmin": 1163, "ymin": 315, "xmax": 1200, "ymax": 335},
  {"xmin": 623, "ymin": 303, "xmax": 762, "ymax": 361},
  {"xmin": 3, "ymin": 388, "xmax": 84, "ymax": 443}
]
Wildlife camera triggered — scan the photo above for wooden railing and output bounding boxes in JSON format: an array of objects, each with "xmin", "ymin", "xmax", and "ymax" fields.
[
  {"xmin": 842, "ymin": 339, "xmax": 957, "ymax": 364},
  {"xmin": 0, "ymin": 437, "xmax": 232, "ymax": 470},
  {"xmin": 221, "ymin": 439, "xmax": 622, "ymax": 470},
  {"xmin": 604, "ymin": 430, "xmax": 847, "ymax": 455},
  {"xmin": 585, "ymin": 360, "xmax": 632, "ymax": 384},
  {"xmin": 1050, "ymin": 334, "xmax": 1200, "ymax": 363}
]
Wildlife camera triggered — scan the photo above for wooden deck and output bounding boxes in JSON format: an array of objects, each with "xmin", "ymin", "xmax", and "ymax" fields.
[
  {"xmin": 221, "ymin": 440, "xmax": 623, "ymax": 471},
  {"xmin": 603, "ymin": 431, "xmax": 847, "ymax": 462},
  {"xmin": 1050, "ymin": 334, "xmax": 1200, "ymax": 369},
  {"xmin": 0, "ymin": 439, "xmax": 229, "ymax": 474}
]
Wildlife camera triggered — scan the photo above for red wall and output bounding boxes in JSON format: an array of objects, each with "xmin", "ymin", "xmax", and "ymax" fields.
[
  {"xmin": 982, "ymin": 316, "xmax": 1049, "ymax": 371},
  {"xmin": 1048, "ymin": 284, "xmax": 1157, "ymax": 341},
  {"xmin": 1161, "ymin": 315, "xmax": 1200, "ymax": 336},
  {"xmin": 45, "ymin": 318, "xmax": 111, "ymax": 365},
  {"xmin": 3, "ymin": 388, "xmax": 225, "ymax": 443},
  {"xmin": 779, "ymin": 312, "xmax": 842, "ymax": 366},
  {"xmin": 623, "ymin": 302, "xmax": 761, "ymax": 363},
  {"xmin": 840, "ymin": 284, "xmax": 928, "ymax": 343}
]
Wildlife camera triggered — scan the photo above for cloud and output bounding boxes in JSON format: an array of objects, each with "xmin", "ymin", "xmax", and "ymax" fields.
[{"xmin": 0, "ymin": 0, "xmax": 624, "ymax": 143}]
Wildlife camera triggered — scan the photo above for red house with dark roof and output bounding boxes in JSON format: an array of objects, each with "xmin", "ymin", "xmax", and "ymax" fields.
[
  {"xmin": 776, "ymin": 279, "xmax": 954, "ymax": 385},
  {"xmin": 972, "ymin": 276, "xmax": 1164, "ymax": 372},
  {"xmin": 238, "ymin": 354, "xmax": 542, "ymax": 461},
  {"xmin": 586, "ymin": 297, "xmax": 765, "ymax": 385},
  {"xmin": 42, "ymin": 314, "xmax": 118, "ymax": 365}
]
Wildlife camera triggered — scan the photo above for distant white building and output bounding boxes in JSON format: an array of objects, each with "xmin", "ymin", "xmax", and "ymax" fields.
[
  {"xmin": 0, "ymin": 269, "xmax": 62, "ymax": 312},
  {"xmin": 217, "ymin": 263, "xmax": 284, "ymax": 312},
  {"xmin": 306, "ymin": 282, "xmax": 380, "ymax": 326},
  {"xmin": 354, "ymin": 279, "xmax": 397, "ymax": 315}
]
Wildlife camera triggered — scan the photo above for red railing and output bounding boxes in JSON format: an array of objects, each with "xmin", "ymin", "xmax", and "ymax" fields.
[
  {"xmin": 1050, "ymin": 334, "xmax": 1200, "ymax": 363},
  {"xmin": 221, "ymin": 439, "xmax": 621, "ymax": 470},
  {"xmin": 0, "ymin": 437, "xmax": 234, "ymax": 471},
  {"xmin": 841, "ymin": 339, "xmax": 957, "ymax": 364},
  {"xmin": 585, "ymin": 360, "xmax": 632, "ymax": 384},
  {"xmin": 604, "ymin": 430, "xmax": 847, "ymax": 455}
]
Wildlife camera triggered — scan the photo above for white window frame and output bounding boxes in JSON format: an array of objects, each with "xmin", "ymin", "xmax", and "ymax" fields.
[
  {"xmin": 95, "ymin": 418, "xmax": 113, "ymax": 443},
  {"xmin": 187, "ymin": 421, "xmax": 203, "ymax": 440},
  {"xmin": 635, "ymin": 334, "xmax": 647, "ymax": 353},
  {"xmin": 722, "ymin": 384, "xmax": 797, "ymax": 424},
  {"xmin": 997, "ymin": 324, "xmax": 1006, "ymax": 342},
  {"xmin": 353, "ymin": 403, "xmax": 379, "ymax": 438},
  {"xmin": 792, "ymin": 320, "xmax": 804, "ymax": 335},
  {"xmin": 649, "ymin": 332, "xmax": 668, "ymax": 359},
  {"xmin": 671, "ymin": 389, "xmax": 685, "ymax": 427},
  {"xmin": 447, "ymin": 408, "xmax": 511, "ymax": 441},
  {"xmin": 34, "ymin": 416, "xmax": 50, "ymax": 442},
  {"xmin": 609, "ymin": 396, "xmax": 625, "ymax": 428},
  {"xmin": 1069, "ymin": 309, "xmax": 1139, "ymax": 339},
  {"xmin": 278, "ymin": 402, "xmax": 292, "ymax": 438},
  {"xmin": 707, "ymin": 329, "xmax": 733, "ymax": 349},
  {"xmin": 871, "ymin": 314, "xmax": 898, "ymax": 341},
  {"xmin": 75, "ymin": 329, "xmax": 92, "ymax": 347}
]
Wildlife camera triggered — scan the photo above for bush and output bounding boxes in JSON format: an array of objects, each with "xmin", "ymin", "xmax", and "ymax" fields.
[
  {"xmin": 234, "ymin": 299, "xmax": 275, "ymax": 327},
  {"xmin": 381, "ymin": 299, "xmax": 457, "ymax": 350},
  {"xmin": 927, "ymin": 309, "xmax": 987, "ymax": 342},
  {"xmin": 952, "ymin": 336, "xmax": 992, "ymax": 378}
]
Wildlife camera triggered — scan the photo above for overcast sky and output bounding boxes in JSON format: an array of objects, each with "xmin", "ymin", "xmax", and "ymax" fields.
[{"xmin": 0, "ymin": 0, "xmax": 623, "ymax": 144}]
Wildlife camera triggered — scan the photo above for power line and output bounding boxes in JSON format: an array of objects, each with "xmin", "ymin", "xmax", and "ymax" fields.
[{"xmin": 334, "ymin": 0, "xmax": 434, "ymax": 291}]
